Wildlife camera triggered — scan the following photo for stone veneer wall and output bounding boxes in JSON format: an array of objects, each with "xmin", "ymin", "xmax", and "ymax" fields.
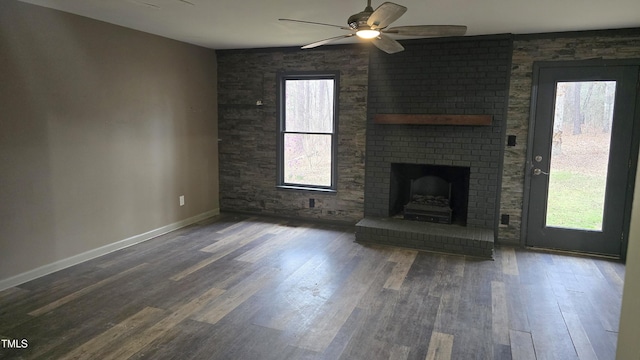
[
  {"xmin": 365, "ymin": 35, "xmax": 513, "ymax": 229},
  {"xmin": 498, "ymin": 29, "xmax": 640, "ymax": 245},
  {"xmin": 217, "ymin": 46, "xmax": 369, "ymax": 223}
]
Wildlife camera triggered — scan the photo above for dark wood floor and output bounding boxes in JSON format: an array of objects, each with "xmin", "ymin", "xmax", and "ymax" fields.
[{"xmin": 0, "ymin": 214, "xmax": 625, "ymax": 359}]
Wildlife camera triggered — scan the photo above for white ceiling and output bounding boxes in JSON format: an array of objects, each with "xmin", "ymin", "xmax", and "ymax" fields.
[{"xmin": 18, "ymin": 0, "xmax": 640, "ymax": 50}]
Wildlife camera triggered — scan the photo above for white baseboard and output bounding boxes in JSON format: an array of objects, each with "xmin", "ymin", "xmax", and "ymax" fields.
[{"xmin": 0, "ymin": 209, "xmax": 220, "ymax": 292}]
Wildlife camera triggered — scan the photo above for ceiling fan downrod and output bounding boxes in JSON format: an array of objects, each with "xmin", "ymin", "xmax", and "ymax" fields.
[{"xmin": 365, "ymin": 0, "xmax": 374, "ymax": 12}]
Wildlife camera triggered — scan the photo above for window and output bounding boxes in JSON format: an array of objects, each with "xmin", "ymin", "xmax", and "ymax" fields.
[{"xmin": 277, "ymin": 72, "xmax": 339, "ymax": 192}]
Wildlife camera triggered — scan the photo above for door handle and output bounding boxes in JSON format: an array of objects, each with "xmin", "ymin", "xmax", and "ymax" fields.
[{"xmin": 533, "ymin": 168, "xmax": 549, "ymax": 176}]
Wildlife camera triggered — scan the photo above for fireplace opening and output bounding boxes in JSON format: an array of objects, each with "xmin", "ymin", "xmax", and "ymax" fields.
[{"xmin": 389, "ymin": 163, "xmax": 470, "ymax": 225}]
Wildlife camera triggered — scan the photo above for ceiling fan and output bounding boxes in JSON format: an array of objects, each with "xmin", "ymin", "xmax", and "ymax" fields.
[{"xmin": 279, "ymin": 0, "xmax": 467, "ymax": 54}]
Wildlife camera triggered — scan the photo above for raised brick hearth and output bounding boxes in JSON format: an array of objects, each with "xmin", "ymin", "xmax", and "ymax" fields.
[
  {"xmin": 356, "ymin": 217, "xmax": 494, "ymax": 258},
  {"xmin": 355, "ymin": 35, "xmax": 512, "ymax": 258}
]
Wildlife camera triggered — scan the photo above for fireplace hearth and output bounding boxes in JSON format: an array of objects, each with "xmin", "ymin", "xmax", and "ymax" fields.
[{"xmin": 355, "ymin": 217, "xmax": 494, "ymax": 258}]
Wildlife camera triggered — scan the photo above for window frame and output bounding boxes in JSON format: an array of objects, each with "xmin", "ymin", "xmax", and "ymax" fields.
[{"xmin": 276, "ymin": 71, "xmax": 339, "ymax": 192}]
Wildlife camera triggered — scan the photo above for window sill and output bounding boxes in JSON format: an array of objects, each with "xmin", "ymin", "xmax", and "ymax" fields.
[{"xmin": 276, "ymin": 185, "xmax": 337, "ymax": 194}]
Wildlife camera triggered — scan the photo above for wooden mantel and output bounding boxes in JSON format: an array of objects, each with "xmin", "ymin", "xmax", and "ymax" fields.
[{"xmin": 374, "ymin": 114, "xmax": 492, "ymax": 126}]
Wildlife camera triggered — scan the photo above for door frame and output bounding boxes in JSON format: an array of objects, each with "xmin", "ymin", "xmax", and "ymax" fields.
[{"xmin": 521, "ymin": 59, "xmax": 640, "ymax": 259}]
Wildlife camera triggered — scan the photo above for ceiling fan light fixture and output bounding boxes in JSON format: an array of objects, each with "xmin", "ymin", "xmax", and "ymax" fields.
[
  {"xmin": 281, "ymin": 1, "xmax": 467, "ymax": 54},
  {"xmin": 356, "ymin": 29, "xmax": 380, "ymax": 39}
]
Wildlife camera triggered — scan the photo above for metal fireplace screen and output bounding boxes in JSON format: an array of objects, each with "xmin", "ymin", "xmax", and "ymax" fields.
[{"xmin": 403, "ymin": 175, "xmax": 453, "ymax": 224}]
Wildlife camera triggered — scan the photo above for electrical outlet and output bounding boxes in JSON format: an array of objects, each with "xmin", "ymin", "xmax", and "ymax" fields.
[{"xmin": 179, "ymin": 195, "xmax": 185, "ymax": 207}]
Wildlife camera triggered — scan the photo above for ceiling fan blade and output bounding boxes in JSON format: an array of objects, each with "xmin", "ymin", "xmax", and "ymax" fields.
[
  {"xmin": 302, "ymin": 34, "xmax": 355, "ymax": 49},
  {"xmin": 384, "ymin": 25, "xmax": 467, "ymax": 37},
  {"xmin": 372, "ymin": 34, "xmax": 404, "ymax": 54},
  {"xmin": 279, "ymin": 18, "xmax": 352, "ymax": 31},
  {"xmin": 367, "ymin": 2, "xmax": 407, "ymax": 30}
]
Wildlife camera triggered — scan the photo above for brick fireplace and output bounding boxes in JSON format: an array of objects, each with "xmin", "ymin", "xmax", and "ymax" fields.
[{"xmin": 355, "ymin": 35, "xmax": 512, "ymax": 258}]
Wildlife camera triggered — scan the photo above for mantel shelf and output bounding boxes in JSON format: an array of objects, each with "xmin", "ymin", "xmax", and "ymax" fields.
[{"xmin": 374, "ymin": 114, "xmax": 493, "ymax": 126}]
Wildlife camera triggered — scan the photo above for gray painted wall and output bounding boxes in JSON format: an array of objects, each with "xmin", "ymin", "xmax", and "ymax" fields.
[{"xmin": 0, "ymin": 0, "xmax": 219, "ymax": 281}]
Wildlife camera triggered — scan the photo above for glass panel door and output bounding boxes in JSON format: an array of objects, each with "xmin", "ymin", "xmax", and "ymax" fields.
[
  {"xmin": 525, "ymin": 62, "xmax": 639, "ymax": 257},
  {"xmin": 545, "ymin": 81, "xmax": 616, "ymax": 231}
]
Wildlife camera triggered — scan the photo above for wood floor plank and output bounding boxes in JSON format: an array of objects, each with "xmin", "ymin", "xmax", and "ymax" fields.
[
  {"xmin": 522, "ymin": 283, "xmax": 579, "ymax": 360},
  {"xmin": 192, "ymin": 267, "xmax": 278, "ymax": 325},
  {"xmin": 509, "ymin": 329, "xmax": 536, "ymax": 360},
  {"xmin": 491, "ymin": 281, "xmax": 509, "ymax": 346},
  {"xmin": 516, "ymin": 250, "xmax": 550, "ymax": 285},
  {"xmin": 500, "ymin": 246, "xmax": 519, "ymax": 276},
  {"xmin": 597, "ymin": 260, "xmax": 625, "ymax": 291},
  {"xmin": 566, "ymin": 256, "xmax": 606, "ymax": 280},
  {"xmin": 126, "ymin": 318, "xmax": 219, "ymax": 360},
  {"xmin": 170, "ymin": 232, "xmax": 273, "ymax": 281},
  {"xmin": 544, "ymin": 269, "xmax": 578, "ymax": 314},
  {"xmin": 605, "ymin": 259, "xmax": 625, "ymax": 280},
  {"xmin": 291, "ymin": 249, "xmax": 390, "ymax": 352},
  {"xmin": 389, "ymin": 344, "xmax": 411, "ymax": 360},
  {"xmin": 319, "ymin": 307, "xmax": 367, "ymax": 360},
  {"xmin": 234, "ymin": 225, "xmax": 312, "ymax": 263},
  {"xmin": 0, "ymin": 286, "xmax": 28, "ymax": 302},
  {"xmin": 187, "ymin": 294, "xmax": 281, "ymax": 360},
  {"xmin": 429, "ymin": 254, "xmax": 465, "ymax": 297},
  {"xmin": 503, "ymin": 273, "xmax": 530, "ymax": 333},
  {"xmin": 199, "ymin": 221, "xmax": 278, "ymax": 253},
  {"xmin": 494, "ymin": 344, "xmax": 512, "ymax": 360},
  {"xmin": 342, "ymin": 273, "xmax": 407, "ymax": 359},
  {"xmin": 215, "ymin": 216, "xmax": 259, "ymax": 234},
  {"xmin": 94, "ymin": 234, "xmax": 203, "ymax": 271},
  {"xmin": 4, "ymin": 262, "xmax": 117, "ymax": 315},
  {"xmin": 450, "ymin": 259, "xmax": 496, "ymax": 360},
  {"xmin": 566, "ymin": 288, "xmax": 619, "ymax": 359},
  {"xmin": 28, "ymin": 263, "xmax": 149, "ymax": 317},
  {"xmin": 170, "ymin": 252, "xmax": 231, "ymax": 282},
  {"xmin": 573, "ymin": 273, "xmax": 621, "ymax": 333},
  {"xmin": 502, "ymin": 252, "xmax": 531, "ymax": 332},
  {"xmin": 209, "ymin": 323, "xmax": 285, "ymax": 360},
  {"xmin": 378, "ymin": 253, "xmax": 441, "ymax": 350},
  {"xmin": 384, "ymin": 248, "xmax": 418, "ymax": 290},
  {"xmin": 58, "ymin": 306, "xmax": 165, "ymax": 360},
  {"xmin": 432, "ymin": 255, "xmax": 465, "ymax": 333},
  {"xmin": 562, "ymin": 310, "xmax": 598, "ymax": 360},
  {"xmin": 339, "ymin": 335, "xmax": 391, "ymax": 360},
  {"xmin": 425, "ymin": 331, "xmax": 453, "ymax": 360},
  {"xmin": 254, "ymin": 234, "xmax": 359, "ymax": 332},
  {"xmin": 99, "ymin": 286, "xmax": 225, "ymax": 360}
]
